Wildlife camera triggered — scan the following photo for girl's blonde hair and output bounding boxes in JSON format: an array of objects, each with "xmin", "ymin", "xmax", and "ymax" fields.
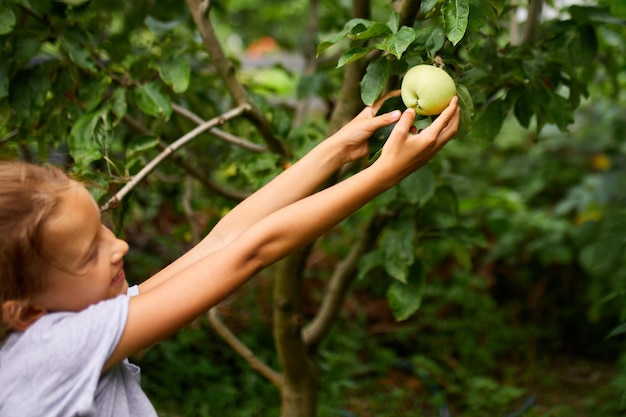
[{"xmin": 0, "ymin": 161, "xmax": 73, "ymax": 341}]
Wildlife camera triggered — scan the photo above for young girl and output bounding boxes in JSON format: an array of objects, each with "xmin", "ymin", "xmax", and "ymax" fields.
[{"xmin": 0, "ymin": 93, "xmax": 459, "ymax": 416}]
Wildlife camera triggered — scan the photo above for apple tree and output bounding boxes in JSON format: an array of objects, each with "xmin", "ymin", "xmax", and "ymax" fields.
[{"xmin": 1, "ymin": 0, "xmax": 625, "ymax": 416}]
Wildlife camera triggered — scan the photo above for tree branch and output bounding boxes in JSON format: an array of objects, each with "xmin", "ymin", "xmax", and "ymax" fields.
[
  {"xmin": 398, "ymin": 0, "xmax": 422, "ymax": 28},
  {"xmin": 184, "ymin": 0, "xmax": 291, "ymax": 159},
  {"xmin": 303, "ymin": 212, "xmax": 390, "ymax": 347},
  {"xmin": 121, "ymin": 113, "xmax": 251, "ymax": 203},
  {"xmin": 172, "ymin": 103, "xmax": 267, "ymax": 153},
  {"xmin": 522, "ymin": 0, "xmax": 544, "ymax": 45},
  {"xmin": 101, "ymin": 104, "xmax": 251, "ymax": 211},
  {"xmin": 324, "ymin": 0, "xmax": 372, "ymax": 136},
  {"xmin": 208, "ymin": 308, "xmax": 283, "ymax": 388}
]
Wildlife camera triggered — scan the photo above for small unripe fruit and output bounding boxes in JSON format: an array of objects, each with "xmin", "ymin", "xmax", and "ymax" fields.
[{"xmin": 401, "ymin": 65, "xmax": 456, "ymax": 116}]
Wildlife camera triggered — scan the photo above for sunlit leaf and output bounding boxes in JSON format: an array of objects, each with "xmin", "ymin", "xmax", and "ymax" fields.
[
  {"xmin": 348, "ymin": 22, "xmax": 390, "ymax": 41},
  {"xmin": 442, "ymin": 0, "xmax": 470, "ymax": 46},
  {"xmin": 134, "ymin": 81, "xmax": 172, "ymax": 119},
  {"xmin": 61, "ymin": 35, "xmax": 97, "ymax": 72},
  {"xmin": 337, "ymin": 46, "xmax": 369, "ymax": 68},
  {"xmin": 158, "ymin": 59, "xmax": 191, "ymax": 93},
  {"xmin": 387, "ymin": 11, "xmax": 399, "ymax": 33},
  {"xmin": 455, "ymin": 83, "xmax": 474, "ymax": 137},
  {"xmin": 361, "ymin": 58, "xmax": 391, "ymax": 106},
  {"xmin": 376, "ymin": 26, "xmax": 416, "ymax": 59},
  {"xmin": 68, "ymin": 109, "xmax": 107, "ymax": 171}
]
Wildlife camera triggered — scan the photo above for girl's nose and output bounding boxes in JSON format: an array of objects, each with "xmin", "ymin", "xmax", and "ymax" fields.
[{"xmin": 111, "ymin": 238, "xmax": 129, "ymax": 264}]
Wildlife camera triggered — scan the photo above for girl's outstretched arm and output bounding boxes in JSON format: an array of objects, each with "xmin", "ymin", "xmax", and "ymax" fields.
[
  {"xmin": 105, "ymin": 97, "xmax": 460, "ymax": 370},
  {"xmin": 139, "ymin": 92, "xmax": 404, "ymax": 292}
]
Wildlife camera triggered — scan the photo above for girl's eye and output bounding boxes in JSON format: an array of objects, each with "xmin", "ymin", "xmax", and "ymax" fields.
[{"xmin": 88, "ymin": 247, "xmax": 99, "ymax": 262}]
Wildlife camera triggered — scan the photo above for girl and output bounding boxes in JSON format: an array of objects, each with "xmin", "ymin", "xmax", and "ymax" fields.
[{"xmin": 0, "ymin": 94, "xmax": 460, "ymax": 416}]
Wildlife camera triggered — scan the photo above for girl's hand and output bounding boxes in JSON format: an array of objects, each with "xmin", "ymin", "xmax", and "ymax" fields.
[
  {"xmin": 329, "ymin": 90, "xmax": 405, "ymax": 164},
  {"xmin": 374, "ymin": 96, "xmax": 460, "ymax": 181}
]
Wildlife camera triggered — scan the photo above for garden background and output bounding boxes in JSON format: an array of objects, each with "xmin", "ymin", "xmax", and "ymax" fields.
[{"xmin": 2, "ymin": 0, "xmax": 626, "ymax": 416}]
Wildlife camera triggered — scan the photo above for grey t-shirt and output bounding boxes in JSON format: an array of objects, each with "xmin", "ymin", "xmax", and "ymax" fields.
[{"xmin": 0, "ymin": 287, "xmax": 157, "ymax": 417}]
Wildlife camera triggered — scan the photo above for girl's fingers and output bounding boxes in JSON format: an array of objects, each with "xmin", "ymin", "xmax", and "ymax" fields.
[
  {"xmin": 387, "ymin": 108, "xmax": 416, "ymax": 143},
  {"xmin": 425, "ymin": 96, "xmax": 459, "ymax": 135}
]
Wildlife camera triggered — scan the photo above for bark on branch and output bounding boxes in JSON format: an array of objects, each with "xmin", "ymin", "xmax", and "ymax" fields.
[
  {"xmin": 184, "ymin": 0, "xmax": 291, "ymax": 160},
  {"xmin": 208, "ymin": 308, "xmax": 283, "ymax": 388},
  {"xmin": 172, "ymin": 103, "xmax": 267, "ymax": 153},
  {"xmin": 303, "ymin": 212, "xmax": 390, "ymax": 347},
  {"xmin": 101, "ymin": 104, "xmax": 251, "ymax": 211},
  {"xmin": 398, "ymin": 0, "xmax": 422, "ymax": 28},
  {"xmin": 522, "ymin": 0, "xmax": 544, "ymax": 45}
]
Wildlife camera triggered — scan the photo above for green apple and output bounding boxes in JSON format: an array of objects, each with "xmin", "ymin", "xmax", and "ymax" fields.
[{"xmin": 401, "ymin": 65, "xmax": 456, "ymax": 116}]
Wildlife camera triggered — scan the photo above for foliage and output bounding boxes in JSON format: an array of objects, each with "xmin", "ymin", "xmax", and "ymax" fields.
[{"xmin": 3, "ymin": 0, "xmax": 626, "ymax": 415}]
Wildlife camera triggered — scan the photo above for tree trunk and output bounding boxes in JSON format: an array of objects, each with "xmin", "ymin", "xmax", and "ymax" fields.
[{"xmin": 273, "ymin": 246, "xmax": 318, "ymax": 417}]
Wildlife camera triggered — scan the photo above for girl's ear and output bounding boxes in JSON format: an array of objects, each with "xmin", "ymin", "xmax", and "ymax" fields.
[{"xmin": 1, "ymin": 301, "xmax": 47, "ymax": 332}]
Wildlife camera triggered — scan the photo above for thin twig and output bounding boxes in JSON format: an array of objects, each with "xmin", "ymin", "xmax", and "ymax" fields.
[
  {"xmin": 208, "ymin": 308, "xmax": 283, "ymax": 387},
  {"xmin": 101, "ymin": 103, "xmax": 251, "ymax": 211},
  {"xmin": 121, "ymin": 113, "xmax": 251, "ymax": 202},
  {"xmin": 172, "ymin": 104, "xmax": 266, "ymax": 152},
  {"xmin": 184, "ymin": 0, "xmax": 291, "ymax": 159},
  {"xmin": 303, "ymin": 212, "xmax": 390, "ymax": 347},
  {"xmin": 182, "ymin": 177, "xmax": 201, "ymax": 244},
  {"xmin": 0, "ymin": 128, "xmax": 19, "ymax": 144}
]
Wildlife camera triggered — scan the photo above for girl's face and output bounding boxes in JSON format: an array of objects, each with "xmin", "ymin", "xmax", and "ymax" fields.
[{"xmin": 33, "ymin": 182, "xmax": 129, "ymax": 313}]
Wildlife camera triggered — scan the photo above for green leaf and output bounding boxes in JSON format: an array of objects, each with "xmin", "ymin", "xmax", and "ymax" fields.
[
  {"xmin": 421, "ymin": 0, "xmax": 439, "ymax": 14},
  {"xmin": 399, "ymin": 165, "xmax": 437, "ymax": 206},
  {"xmin": 0, "ymin": 0, "xmax": 16, "ymax": 35},
  {"xmin": 376, "ymin": 26, "xmax": 416, "ymax": 60},
  {"xmin": 125, "ymin": 134, "xmax": 160, "ymax": 170},
  {"xmin": 607, "ymin": 322, "xmax": 626, "ymax": 339},
  {"xmin": 468, "ymin": 0, "xmax": 488, "ymax": 31},
  {"xmin": 513, "ymin": 88, "xmax": 533, "ymax": 128},
  {"xmin": 61, "ymin": 35, "xmax": 97, "ymax": 72},
  {"xmin": 361, "ymin": 58, "xmax": 391, "ymax": 106},
  {"xmin": 145, "ymin": 15, "xmax": 181, "ymax": 37},
  {"xmin": 0, "ymin": 99, "xmax": 9, "ymax": 132},
  {"xmin": 0, "ymin": 63, "xmax": 8, "ymax": 99},
  {"xmin": 414, "ymin": 26, "xmax": 445, "ymax": 58},
  {"xmin": 590, "ymin": 237, "xmax": 625, "ymax": 273},
  {"xmin": 348, "ymin": 21, "xmax": 390, "ymax": 41},
  {"xmin": 337, "ymin": 46, "xmax": 370, "ymax": 68},
  {"xmin": 387, "ymin": 11, "xmax": 400, "ymax": 33},
  {"xmin": 387, "ymin": 262, "xmax": 425, "ymax": 321},
  {"xmin": 381, "ymin": 218, "xmax": 417, "ymax": 283},
  {"xmin": 442, "ymin": 0, "xmax": 470, "ymax": 46},
  {"xmin": 607, "ymin": 0, "xmax": 626, "ymax": 18},
  {"xmin": 471, "ymin": 99, "xmax": 506, "ymax": 144},
  {"xmin": 68, "ymin": 109, "xmax": 107, "ymax": 171},
  {"xmin": 455, "ymin": 83, "xmax": 474, "ymax": 137},
  {"xmin": 56, "ymin": 0, "xmax": 91, "ymax": 5},
  {"xmin": 79, "ymin": 77, "xmax": 111, "ymax": 112},
  {"xmin": 357, "ymin": 250, "xmax": 386, "ymax": 280},
  {"xmin": 548, "ymin": 93, "xmax": 574, "ymax": 132},
  {"xmin": 110, "ymin": 87, "xmax": 127, "ymax": 123},
  {"xmin": 158, "ymin": 58, "xmax": 191, "ymax": 93},
  {"xmin": 421, "ymin": 185, "xmax": 459, "ymax": 228},
  {"xmin": 317, "ymin": 18, "xmax": 372, "ymax": 56},
  {"xmin": 134, "ymin": 82, "xmax": 172, "ymax": 119},
  {"xmin": 570, "ymin": 24, "xmax": 597, "ymax": 68},
  {"xmin": 10, "ymin": 66, "xmax": 51, "ymax": 120}
]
